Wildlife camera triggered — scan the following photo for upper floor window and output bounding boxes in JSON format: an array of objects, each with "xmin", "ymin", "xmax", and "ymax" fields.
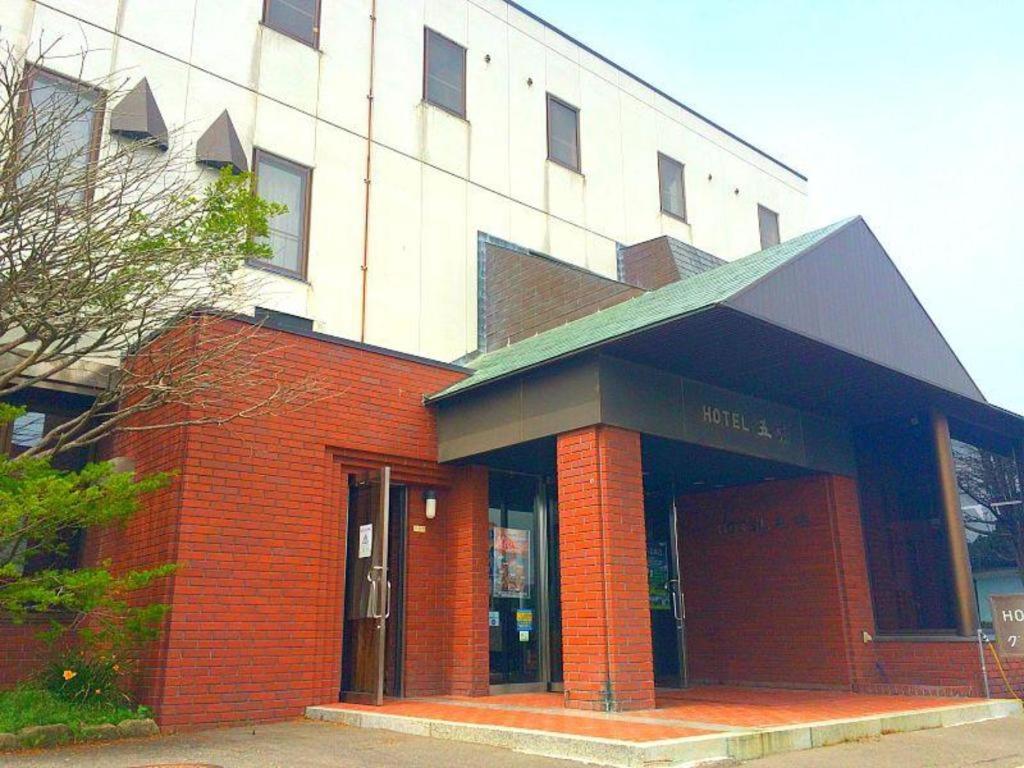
[
  {"xmin": 254, "ymin": 149, "xmax": 312, "ymax": 277},
  {"xmin": 263, "ymin": 0, "xmax": 320, "ymax": 47},
  {"xmin": 658, "ymin": 153, "xmax": 686, "ymax": 222},
  {"xmin": 21, "ymin": 69, "xmax": 102, "ymax": 202},
  {"xmin": 424, "ymin": 28, "xmax": 466, "ymax": 118},
  {"xmin": 758, "ymin": 204, "xmax": 780, "ymax": 249},
  {"xmin": 547, "ymin": 95, "xmax": 580, "ymax": 172}
]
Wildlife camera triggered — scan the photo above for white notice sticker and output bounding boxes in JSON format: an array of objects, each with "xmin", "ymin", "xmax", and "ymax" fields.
[{"xmin": 358, "ymin": 523, "xmax": 373, "ymax": 559}]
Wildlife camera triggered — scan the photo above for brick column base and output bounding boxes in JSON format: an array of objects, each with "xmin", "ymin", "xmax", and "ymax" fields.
[{"xmin": 556, "ymin": 426, "xmax": 655, "ymax": 711}]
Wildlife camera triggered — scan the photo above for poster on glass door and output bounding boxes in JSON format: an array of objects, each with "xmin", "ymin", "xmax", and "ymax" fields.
[
  {"xmin": 491, "ymin": 527, "xmax": 531, "ymax": 598},
  {"xmin": 647, "ymin": 542, "xmax": 670, "ymax": 610}
]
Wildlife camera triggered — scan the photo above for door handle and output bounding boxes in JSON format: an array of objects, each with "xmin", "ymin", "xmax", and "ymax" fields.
[
  {"xmin": 366, "ymin": 571, "xmax": 379, "ymax": 619},
  {"xmin": 368, "ymin": 566, "xmax": 388, "ymax": 620},
  {"xmin": 666, "ymin": 578, "xmax": 681, "ymax": 622}
]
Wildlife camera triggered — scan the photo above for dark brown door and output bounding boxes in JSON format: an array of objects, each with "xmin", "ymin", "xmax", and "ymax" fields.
[{"xmin": 341, "ymin": 467, "xmax": 391, "ymax": 705}]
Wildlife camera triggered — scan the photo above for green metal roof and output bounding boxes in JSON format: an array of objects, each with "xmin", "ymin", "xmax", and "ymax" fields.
[{"xmin": 430, "ymin": 217, "xmax": 857, "ymax": 401}]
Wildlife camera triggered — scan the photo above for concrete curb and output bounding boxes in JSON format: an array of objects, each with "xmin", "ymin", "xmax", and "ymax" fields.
[{"xmin": 306, "ymin": 699, "xmax": 1021, "ymax": 767}]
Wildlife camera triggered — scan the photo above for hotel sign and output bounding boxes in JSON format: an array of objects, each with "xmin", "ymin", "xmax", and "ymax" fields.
[
  {"xmin": 681, "ymin": 379, "xmax": 806, "ymax": 465},
  {"xmin": 990, "ymin": 594, "xmax": 1024, "ymax": 658}
]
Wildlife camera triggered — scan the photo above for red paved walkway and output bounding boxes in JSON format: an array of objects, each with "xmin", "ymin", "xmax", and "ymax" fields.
[
  {"xmin": 320, "ymin": 686, "xmax": 976, "ymax": 743},
  {"xmin": 651, "ymin": 686, "xmax": 973, "ymax": 727}
]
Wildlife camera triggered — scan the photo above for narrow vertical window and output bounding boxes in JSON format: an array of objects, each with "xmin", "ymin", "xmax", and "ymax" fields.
[
  {"xmin": 658, "ymin": 153, "xmax": 686, "ymax": 221},
  {"xmin": 546, "ymin": 95, "xmax": 580, "ymax": 172},
  {"xmin": 424, "ymin": 28, "xmax": 467, "ymax": 118},
  {"xmin": 758, "ymin": 204, "xmax": 780, "ymax": 249},
  {"xmin": 21, "ymin": 69, "xmax": 102, "ymax": 202},
  {"xmin": 263, "ymin": 0, "xmax": 320, "ymax": 47},
  {"xmin": 254, "ymin": 150, "xmax": 312, "ymax": 277}
]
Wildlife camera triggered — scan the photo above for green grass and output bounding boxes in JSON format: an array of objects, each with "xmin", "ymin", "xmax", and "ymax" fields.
[{"xmin": 0, "ymin": 686, "xmax": 149, "ymax": 737}]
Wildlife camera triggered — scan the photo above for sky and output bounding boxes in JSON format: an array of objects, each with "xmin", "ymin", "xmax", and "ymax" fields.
[{"xmin": 520, "ymin": 0, "xmax": 1024, "ymax": 414}]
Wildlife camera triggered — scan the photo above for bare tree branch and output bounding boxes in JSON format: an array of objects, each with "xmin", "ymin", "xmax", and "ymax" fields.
[{"xmin": 1, "ymin": 40, "xmax": 325, "ymax": 459}]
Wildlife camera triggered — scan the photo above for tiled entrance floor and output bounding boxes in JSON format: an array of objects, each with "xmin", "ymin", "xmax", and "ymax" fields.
[{"xmin": 307, "ymin": 687, "xmax": 1021, "ymax": 766}]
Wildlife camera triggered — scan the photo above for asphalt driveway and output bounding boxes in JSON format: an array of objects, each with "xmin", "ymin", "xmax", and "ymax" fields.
[{"xmin": 3, "ymin": 714, "xmax": 1023, "ymax": 768}]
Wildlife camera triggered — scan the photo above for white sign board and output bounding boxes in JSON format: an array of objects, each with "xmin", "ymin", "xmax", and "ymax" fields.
[{"xmin": 358, "ymin": 523, "xmax": 373, "ymax": 559}]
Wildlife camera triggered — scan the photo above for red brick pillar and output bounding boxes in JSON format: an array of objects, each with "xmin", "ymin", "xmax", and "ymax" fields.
[
  {"xmin": 556, "ymin": 426, "xmax": 655, "ymax": 711},
  {"xmin": 446, "ymin": 465, "xmax": 491, "ymax": 696},
  {"xmin": 825, "ymin": 475, "xmax": 879, "ymax": 689}
]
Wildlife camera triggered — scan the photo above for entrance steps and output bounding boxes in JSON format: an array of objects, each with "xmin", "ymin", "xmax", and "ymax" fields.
[{"xmin": 306, "ymin": 696, "xmax": 1021, "ymax": 767}]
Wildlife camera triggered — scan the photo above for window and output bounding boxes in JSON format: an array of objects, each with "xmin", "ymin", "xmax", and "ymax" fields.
[
  {"xmin": 11, "ymin": 411, "xmax": 45, "ymax": 453},
  {"xmin": 856, "ymin": 418, "xmax": 958, "ymax": 633},
  {"xmin": 263, "ymin": 0, "xmax": 320, "ymax": 47},
  {"xmin": 3, "ymin": 405, "xmax": 89, "ymax": 575},
  {"xmin": 546, "ymin": 95, "xmax": 580, "ymax": 172},
  {"xmin": 254, "ymin": 150, "xmax": 312, "ymax": 276},
  {"xmin": 952, "ymin": 435, "xmax": 1022, "ymax": 626},
  {"xmin": 21, "ymin": 69, "xmax": 102, "ymax": 202},
  {"xmin": 758, "ymin": 204, "xmax": 780, "ymax": 249},
  {"xmin": 658, "ymin": 153, "xmax": 686, "ymax": 221},
  {"xmin": 424, "ymin": 28, "xmax": 466, "ymax": 118}
]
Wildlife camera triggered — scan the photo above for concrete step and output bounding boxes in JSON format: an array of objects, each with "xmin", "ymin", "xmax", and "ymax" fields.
[{"xmin": 306, "ymin": 698, "xmax": 1021, "ymax": 767}]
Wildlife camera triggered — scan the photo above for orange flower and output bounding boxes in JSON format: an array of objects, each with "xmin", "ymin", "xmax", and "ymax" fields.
[
  {"xmin": 62, "ymin": 670, "xmax": 76, "ymax": 681},
  {"xmin": 113, "ymin": 664, "xmax": 121, "ymax": 673}
]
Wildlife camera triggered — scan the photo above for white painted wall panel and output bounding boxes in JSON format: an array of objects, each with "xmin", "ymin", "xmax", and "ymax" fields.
[
  {"xmin": 466, "ymin": 3, "xmax": 509, "ymax": 194},
  {"xmin": 364, "ymin": 146, "xmax": 423, "ymax": 353},
  {"xmin": 419, "ymin": 167, "xmax": 469, "ymax": 362},
  {"xmin": 305, "ymin": 124, "xmax": 366, "ymax": 339},
  {"xmin": 256, "ymin": 29, "xmax": 319, "ymax": 116},
  {"xmin": 190, "ymin": 0, "xmax": 259, "ymax": 88},
  {"xmin": 119, "ymin": 0, "xmax": 196, "ymax": 63},
  {"xmin": 316, "ymin": 0, "xmax": 371, "ymax": 136}
]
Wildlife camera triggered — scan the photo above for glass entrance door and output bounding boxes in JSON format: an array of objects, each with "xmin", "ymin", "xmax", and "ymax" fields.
[
  {"xmin": 340, "ymin": 467, "xmax": 405, "ymax": 704},
  {"xmin": 645, "ymin": 479, "xmax": 688, "ymax": 688},
  {"xmin": 488, "ymin": 472, "xmax": 561, "ymax": 691}
]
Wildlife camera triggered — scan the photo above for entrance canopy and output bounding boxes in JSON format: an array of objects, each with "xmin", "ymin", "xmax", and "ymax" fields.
[{"xmin": 429, "ymin": 217, "xmax": 1023, "ymax": 464}]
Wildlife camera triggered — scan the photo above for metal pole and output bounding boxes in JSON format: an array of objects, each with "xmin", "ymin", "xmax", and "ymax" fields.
[
  {"xmin": 930, "ymin": 411, "xmax": 979, "ymax": 636},
  {"xmin": 977, "ymin": 629, "xmax": 991, "ymax": 699}
]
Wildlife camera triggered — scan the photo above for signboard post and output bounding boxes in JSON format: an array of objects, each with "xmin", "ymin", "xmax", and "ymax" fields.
[{"xmin": 989, "ymin": 594, "xmax": 1024, "ymax": 658}]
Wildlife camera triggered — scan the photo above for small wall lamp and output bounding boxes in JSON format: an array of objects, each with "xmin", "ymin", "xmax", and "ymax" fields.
[{"xmin": 424, "ymin": 489, "xmax": 437, "ymax": 520}]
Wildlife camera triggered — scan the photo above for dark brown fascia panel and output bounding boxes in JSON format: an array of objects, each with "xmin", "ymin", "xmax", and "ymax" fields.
[
  {"xmin": 434, "ymin": 353, "xmax": 856, "ymax": 475},
  {"xmin": 110, "ymin": 78, "xmax": 169, "ymax": 150},
  {"xmin": 436, "ymin": 357, "xmax": 602, "ymax": 463},
  {"xmin": 196, "ymin": 110, "xmax": 248, "ymax": 173}
]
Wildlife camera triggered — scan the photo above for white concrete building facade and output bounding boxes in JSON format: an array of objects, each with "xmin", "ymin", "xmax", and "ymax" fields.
[{"xmin": 1, "ymin": 0, "xmax": 808, "ymax": 363}]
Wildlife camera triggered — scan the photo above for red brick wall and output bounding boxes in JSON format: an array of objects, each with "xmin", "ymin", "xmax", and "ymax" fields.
[
  {"xmin": 556, "ymin": 426, "xmax": 655, "ymax": 711},
  {"xmin": 678, "ymin": 472, "xmax": 1016, "ymax": 699},
  {"xmin": 0, "ymin": 619, "xmax": 50, "ymax": 688},
  {"xmin": 401, "ymin": 482, "xmax": 447, "ymax": 698},
  {"xmin": 91, "ymin": 319, "xmax": 471, "ymax": 727},
  {"xmin": 679, "ymin": 476, "xmax": 853, "ymax": 687}
]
